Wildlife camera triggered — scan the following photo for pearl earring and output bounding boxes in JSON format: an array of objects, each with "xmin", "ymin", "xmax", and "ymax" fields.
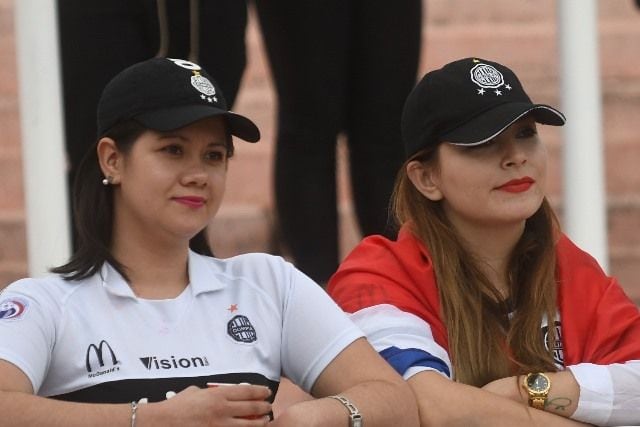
[{"xmin": 102, "ymin": 177, "xmax": 110, "ymax": 186}]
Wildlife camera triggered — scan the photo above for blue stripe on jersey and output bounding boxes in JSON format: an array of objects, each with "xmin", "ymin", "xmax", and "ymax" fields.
[{"xmin": 380, "ymin": 346, "xmax": 450, "ymax": 377}]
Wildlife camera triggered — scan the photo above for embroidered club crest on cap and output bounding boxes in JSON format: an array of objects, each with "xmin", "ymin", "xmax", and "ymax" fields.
[
  {"xmin": 0, "ymin": 297, "xmax": 29, "ymax": 321},
  {"xmin": 191, "ymin": 75, "xmax": 216, "ymax": 97},
  {"xmin": 470, "ymin": 63, "xmax": 504, "ymax": 89},
  {"xmin": 166, "ymin": 58, "xmax": 217, "ymax": 103}
]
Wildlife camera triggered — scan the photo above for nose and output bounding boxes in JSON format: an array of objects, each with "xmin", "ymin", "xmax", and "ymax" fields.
[
  {"xmin": 180, "ymin": 158, "xmax": 209, "ymax": 187},
  {"xmin": 501, "ymin": 140, "xmax": 527, "ymax": 168}
]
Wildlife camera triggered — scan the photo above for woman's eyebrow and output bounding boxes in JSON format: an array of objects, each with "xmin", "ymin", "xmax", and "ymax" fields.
[{"xmin": 156, "ymin": 134, "xmax": 227, "ymax": 146}]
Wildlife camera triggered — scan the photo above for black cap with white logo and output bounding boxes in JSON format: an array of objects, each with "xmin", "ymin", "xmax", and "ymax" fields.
[
  {"xmin": 97, "ymin": 57, "xmax": 260, "ymax": 142},
  {"xmin": 401, "ymin": 57, "xmax": 565, "ymax": 158}
]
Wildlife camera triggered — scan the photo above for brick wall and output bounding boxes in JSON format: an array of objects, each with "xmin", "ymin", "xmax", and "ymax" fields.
[
  {"xmin": 0, "ymin": 0, "xmax": 27, "ymax": 286},
  {"xmin": 1, "ymin": 1, "xmax": 639, "ymax": 303}
]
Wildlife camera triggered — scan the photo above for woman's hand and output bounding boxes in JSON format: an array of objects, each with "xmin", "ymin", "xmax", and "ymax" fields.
[
  {"xmin": 482, "ymin": 371, "xmax": 581, "ymax": 419},
  {"xmin": 142, "ymin": 384, "xmax": 272, "ymax": 426}
]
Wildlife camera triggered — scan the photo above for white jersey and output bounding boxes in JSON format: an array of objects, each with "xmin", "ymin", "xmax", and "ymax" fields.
[{"xmin": 0, "ymin": 251, "xmax": 363, "ymax": 404}]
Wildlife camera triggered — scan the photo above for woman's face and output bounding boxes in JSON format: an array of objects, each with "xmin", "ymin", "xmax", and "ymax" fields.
[
  {"xmin": 415, "ymin": 116, "xmax": 547, "ymax": 232},
  {"xmin": 110, "ymin": 116, "xmax": 229, "ymax": 245}
]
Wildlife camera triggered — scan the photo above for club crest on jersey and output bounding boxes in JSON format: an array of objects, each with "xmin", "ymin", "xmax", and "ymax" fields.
[
  {"xmin": 227, "ymin": 315, "xmax": 257, "ymax": 343},
  {"xmin": 542, "ymin": 321, "xmax": 565, "ymax": 367},
  {"xmin": 0, "ymin": 297, "xmax": 28, "ymax": 320}
]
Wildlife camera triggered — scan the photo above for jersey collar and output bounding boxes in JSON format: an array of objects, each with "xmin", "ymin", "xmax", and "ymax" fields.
[
  {"xmin": 99, "ymin": 250, "xmax": 226, "ymax": 298},
  {"xmin": 187, "ymin": 250, "xmax": 227, "ymax": 296}
]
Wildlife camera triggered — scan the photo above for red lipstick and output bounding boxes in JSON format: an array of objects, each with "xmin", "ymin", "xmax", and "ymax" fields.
[
  {"xmin": 497, "ymin": 177, "xmax": 534, "ymax": 193},
  {"xmin": 173, "ymin": 196, "xmax": 206, "ymax": 208}
]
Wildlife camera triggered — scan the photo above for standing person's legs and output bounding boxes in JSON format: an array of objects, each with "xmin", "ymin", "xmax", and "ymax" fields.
[
  {"xmin": 255, "ymin": 0, "xmax": 349, "ymax": 284},
  {"xmin": 165, "ymin": 0, "xmax": 248, "ymax": 107},
  {"xmin": 57, "ymin": 0, "xmax": 158, "ymax": 245},
  {"xmin": 346, "ymin": 0, "xmax": 422, "ymax": 238},
  {"xmin": 58, "ymin": 0, "xmax": 157, "ymax": 175}
]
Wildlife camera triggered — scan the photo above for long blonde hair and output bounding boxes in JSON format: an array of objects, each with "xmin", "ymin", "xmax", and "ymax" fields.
[{"xmin": 392, "ymin": 148, "xmax": 559, "ymax": 386}]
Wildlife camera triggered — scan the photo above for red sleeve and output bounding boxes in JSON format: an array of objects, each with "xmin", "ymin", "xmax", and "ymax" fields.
[
  {"xmin": 327, "ymin": 229, "xmax": 449, "ymax": 350},
  {"xmin": 557, "ymin": 235, "xmax": 640, "ymax": 365}
]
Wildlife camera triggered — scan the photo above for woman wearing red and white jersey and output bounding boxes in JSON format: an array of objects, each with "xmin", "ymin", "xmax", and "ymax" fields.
[{"xmin": 328, "ymin": 57, "xmax": 640, "ymax": 427}]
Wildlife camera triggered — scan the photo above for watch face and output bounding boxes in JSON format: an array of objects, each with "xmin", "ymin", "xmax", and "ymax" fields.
[{"xmin": 527, "ymin": 373, "xmax": 550, "ymax": 392}]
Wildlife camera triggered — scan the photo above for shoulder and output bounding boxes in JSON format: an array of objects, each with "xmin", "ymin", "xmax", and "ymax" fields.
[
  {"xmin": 190, "ymin": 251, "xmax": 311, "ymax": 298},
  {"xmin": 328, "ymin": 226, "xmax": 440, "ymax": 316},
  {"xmin": 2, "ymin": 274, "xmax": 82, "ymax": 299},
  {"xmin": 337, "ymin": 226, "xmax": 432, "ymax": 274},
  {"xmin": 197, "ymin": 252, "xmax": 296, "ymax": 280},
  {"xmin": 0, "ymin": 274, "xmax": 90, "ymax": 318},
  {"xmin": 556, "ymin": 234, "xmax": 607, "ymax": 274},
  {"xmin": 555, "ymin": 233, "xmax": 611, "ymax": 290}
]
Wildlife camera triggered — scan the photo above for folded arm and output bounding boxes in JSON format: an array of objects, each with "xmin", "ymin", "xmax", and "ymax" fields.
[
  {"xmin": 271, "ymin": 338, "xmax": 420, "ymax": 427},
  {"xmin": 0, "ymin": 359, "xmax": 273, "ymax": 427},
  {"xmin": 410, "ymin": 370, "xmax": 593, "ymax": 427}
]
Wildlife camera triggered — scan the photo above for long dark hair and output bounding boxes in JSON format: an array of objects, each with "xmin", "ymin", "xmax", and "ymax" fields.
[
  {"xmin": 392, "ymin": 147, "xmax": 560, "ymax": 386},
  {"xmin": 51, "ymin": 120, "xmax": 232, "ymax": 282}
]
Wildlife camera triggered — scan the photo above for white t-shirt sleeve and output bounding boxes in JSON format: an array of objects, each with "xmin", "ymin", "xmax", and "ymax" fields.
[
  {"xmin": 350, "ymin": 304, "xmax": 452, "ymax": 380},
  {"xmin": 568, "ymin": 360, "xmax": 640, "ymax": 426},
  {"xmin": 0, "ymin": 280, "xmax": 58, "ymax": 392},
  {"xmin": 279, "ymin": 267, "xmax": 364, "ymax": 393}
]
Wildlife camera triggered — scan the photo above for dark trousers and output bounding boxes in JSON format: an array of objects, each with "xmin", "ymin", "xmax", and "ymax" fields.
[{"xmin": 256, "ymin": 0, "xmax": 422, "ymax": 283}]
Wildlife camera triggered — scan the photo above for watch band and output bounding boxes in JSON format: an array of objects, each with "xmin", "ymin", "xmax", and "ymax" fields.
[
  {"xmin": 328, "ymin": 395, "xmax": 363, "ymax": 427},
  {"xmin": 529, "ymin": 396, "xmax": 546, "ymax": 410}
]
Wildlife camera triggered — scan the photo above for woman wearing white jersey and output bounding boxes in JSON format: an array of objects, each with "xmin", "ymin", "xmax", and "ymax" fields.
[{"xmin": 0, "ymin": 57, "xmax": 419, "ymax": 427}]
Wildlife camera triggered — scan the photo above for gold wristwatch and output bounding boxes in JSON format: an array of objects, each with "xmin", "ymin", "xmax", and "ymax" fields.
[{"xmin": 522, "ymin": 372, "xmax": 551, "ymax": 410}]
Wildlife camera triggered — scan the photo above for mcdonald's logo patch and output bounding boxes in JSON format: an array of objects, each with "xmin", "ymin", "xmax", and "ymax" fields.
[{"xmin": 85, "ymin": 340, "xmax": 120, "ymax": 378}]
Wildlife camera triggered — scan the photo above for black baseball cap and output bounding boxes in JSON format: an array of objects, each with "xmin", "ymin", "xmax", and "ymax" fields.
[
  {"xmin": 401, "ymin": 57, "xmax": 565, "ymax": 158},
  {"xmin": 97, "ymin": 57, "xmax": 260, "ymax": 142}
]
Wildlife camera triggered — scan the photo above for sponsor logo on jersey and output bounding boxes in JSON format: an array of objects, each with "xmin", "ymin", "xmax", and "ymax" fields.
[
  {"xmin": 0, "ymin": 297, "xmax": 29, "ymax": 321},
  {"xmin": 227, "ymin": 315, "xmax": 257, "ymax": 343},
  {"xmin": 85, "ymin": 340, "xmax": 120, "ymax": 378},
  {"xmin": 542, "ymin": 320, "xmax": 564, "ymax": 367},
  {"xmin": 138, "ymin": 355, "xmax": 210, "ymax": 370}
]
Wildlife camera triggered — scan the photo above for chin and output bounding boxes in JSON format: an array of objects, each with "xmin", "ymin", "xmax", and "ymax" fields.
[{"xmin": 172, "ymin": 224, "xmax": 209, "ymax": 240}]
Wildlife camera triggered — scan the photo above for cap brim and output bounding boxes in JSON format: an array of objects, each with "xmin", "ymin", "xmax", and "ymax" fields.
[
  {"xmin": 134, "ymin": 105, "xmax": 260, "ymax": 142},
  {"xmin": 441, "ymin": 102, "xmax": 565, "ymax": 146}
]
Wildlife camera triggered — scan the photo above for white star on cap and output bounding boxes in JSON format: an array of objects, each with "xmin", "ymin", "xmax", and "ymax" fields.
[
  {"xmin": 200, "ymin": 94, "xmax": 206, "ymax": 100},
  {"xmin": 477, "ymin": 88, "xmax": 485, "ymax": 95},
  {"xmin": 206, "ymin": 97, "xmax": 213, "ymax": 103},
  {"xmin": 505, "ymin": 84, "xmax": 512, "ymax": 90},
  {"xmin": 494, "ymin": 89, "xmax": 502, "ymax": 96}
]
